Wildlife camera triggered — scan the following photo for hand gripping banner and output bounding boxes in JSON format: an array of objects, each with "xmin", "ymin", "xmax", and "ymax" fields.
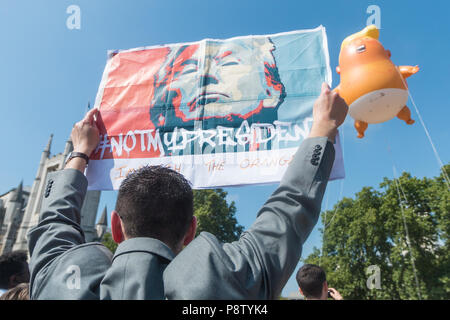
[{"xmin": 87, "ymin": 26, "xmax": 345, "ymax": 190}]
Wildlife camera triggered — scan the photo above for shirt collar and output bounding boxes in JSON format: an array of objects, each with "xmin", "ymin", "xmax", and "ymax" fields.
[{"xmin": 113, "ymin": 237, "xmax": 175, "ymax": 262}]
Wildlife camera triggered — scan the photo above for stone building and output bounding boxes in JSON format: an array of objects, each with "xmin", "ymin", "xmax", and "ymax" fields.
[{"xmin": 0, "ymin": 134, "xmax": 108, "ymax": 255}]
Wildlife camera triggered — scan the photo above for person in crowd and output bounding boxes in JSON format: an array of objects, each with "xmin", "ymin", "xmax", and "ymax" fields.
[
  {"xmin": 0, "ymin": 283, "xmax": 30, "ymax": 300},
  {"xmin": 27, "ymin": 82, "xmax": 348, "ymax": 299},
  {"xmin": 296, "ymin": 264, "xmax": 343, "ymax": 300},
  {"xmin": 0, "ymin": 251, "xmax": 30, "ymax": 295}
]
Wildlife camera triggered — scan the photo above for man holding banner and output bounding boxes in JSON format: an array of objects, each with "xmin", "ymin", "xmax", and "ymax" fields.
[
  {"xmin": 27, "ymin": 82, "xmax": 347, "ymax": 299},
  {"xmin": 27, "ymin": 27, "xmax": 348, "ymax": 299}
]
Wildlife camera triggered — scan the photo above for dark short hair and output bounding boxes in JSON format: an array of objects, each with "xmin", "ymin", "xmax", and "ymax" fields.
[
  {"xmin": 0, "ymin": 251, "xmax": 28, "ymax": 289},
  {"xmin": 296, "ymin": 264, "xmax": 327, "ymax": 299},
  {"xmin": 115, "ymin": 165, "xmax": 194, "ymax": 249},
  {"xmin": 0, "ymin": 283, "xmax": 29, "ymax": 300}
]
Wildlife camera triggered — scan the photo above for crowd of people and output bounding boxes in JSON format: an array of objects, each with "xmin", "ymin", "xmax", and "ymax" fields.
[{"xmin": 0, "ymin": 82, "xmax": 348, "ymax": 300}]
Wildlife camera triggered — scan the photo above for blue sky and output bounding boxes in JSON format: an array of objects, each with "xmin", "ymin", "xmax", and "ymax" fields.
[{"xmin": 1, "ymin": 0, "xmax": 449, "ymax": 297}]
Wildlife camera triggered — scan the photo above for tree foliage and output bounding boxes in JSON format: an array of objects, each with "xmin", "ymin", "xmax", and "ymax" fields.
[
  {"xmin": 101, "ymin": 232, "xmax": 118, "ymax": 254},
  {"xmin": 303, "ymin": 165, "xmax": 450, "ymax": 299},
  {"xmin": 194, "ymin": 189, "xmax": 244, "ymax": 243}
]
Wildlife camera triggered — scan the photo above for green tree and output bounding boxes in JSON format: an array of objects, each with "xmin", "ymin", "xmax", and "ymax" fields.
[
  {"xmin": 194, "ymin": 189, "xmax": 244, "ymax": 242},
  {"xmin": 101, "ymin": 232, "xmax": 118, "ymax": 254},
  {"xmin": 303, "ymin": 165, "xmax": 450, "ymax": 300}
]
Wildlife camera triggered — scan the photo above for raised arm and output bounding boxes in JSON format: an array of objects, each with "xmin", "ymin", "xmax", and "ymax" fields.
[
  {"xmin": 27, "ymin": 109, "xmax": 102, "ymax": 298},
  {"xmin": 164, "ymin": 83, "xmax": 348, "ymax": 299}
]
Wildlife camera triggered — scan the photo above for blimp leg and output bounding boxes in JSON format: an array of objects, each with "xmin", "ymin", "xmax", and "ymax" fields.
[
  {"xmin": 399, "ymin": 65, "xmax": 419, "ymax": 79},
  {"xmin": 397, "ymin": 106, "xmax": 415, "ymax": 125},
  {"xmin": 354, "ymin": 120, "xmax": 368, "ymax": 138}
]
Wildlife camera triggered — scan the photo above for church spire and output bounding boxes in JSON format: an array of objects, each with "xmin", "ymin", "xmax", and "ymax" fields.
[
  {"xmin": 95, "ymin": 206, "xmax": 108, "ymax": 241},
  {"xmin": 63, "ymin": 135, "xmax": 73, "ymax": 157},
  {"xmin": 22, "ymin": 134, "xmax": 53, "ymax": 230},
  {"xmin": 97, "ymin": 206, "xmax": 108, "ymax": 226},
  {"xmin": 11, "ymin": 180, "xmax": 23, "ymax": 203},
  {"xmin": 44, "ymin": 134, "xmax": 53, "ymax": 155}
]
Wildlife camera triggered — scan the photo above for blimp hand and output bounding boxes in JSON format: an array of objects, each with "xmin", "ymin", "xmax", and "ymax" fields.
[{"xmin": 309, "ymin": 82, "xmax": 348, "ymax": 142}]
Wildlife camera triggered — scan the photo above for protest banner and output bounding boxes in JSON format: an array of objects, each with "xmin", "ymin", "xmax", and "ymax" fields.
[{"xmin": 87, "ymin": 26, "xmax": 344, "ymax": 190}]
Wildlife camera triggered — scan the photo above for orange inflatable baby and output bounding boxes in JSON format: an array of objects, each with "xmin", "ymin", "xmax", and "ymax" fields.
[{"xmin": 335, "ymin": 25, "xmax": 419, "ymax": 138}]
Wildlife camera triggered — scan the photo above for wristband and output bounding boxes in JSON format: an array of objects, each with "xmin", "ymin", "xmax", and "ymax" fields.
[{"xmin": 65, "ymin": 151, "xmax": 89, "ymax": 166}]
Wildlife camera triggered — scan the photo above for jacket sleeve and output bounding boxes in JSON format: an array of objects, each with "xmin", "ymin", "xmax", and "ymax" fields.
[
  {"xmin": 164, "ymin": 136, "xmax": 335, "ymax": 299},
  {"xmin": 27, "ymin": 169, "xmax": 88, "ymax": 298},
  {"xmin": 237, "ymin": 136, "xmax": 335, "ymax": 298}
]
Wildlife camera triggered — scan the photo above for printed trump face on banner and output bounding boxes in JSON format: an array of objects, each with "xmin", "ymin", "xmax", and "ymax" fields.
[
  {"xmin": 149, "ymin": 38, "xmax": 285, "ymax": 132},
  {"xmin": 88, "ymin": 26, "xmax": 345, "ymax": 190}
]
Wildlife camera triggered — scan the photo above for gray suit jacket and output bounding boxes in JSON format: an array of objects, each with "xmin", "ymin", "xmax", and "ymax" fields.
[
  {"xmin": 27, "ymin": 170, "xmax": 175, "ymax": 300},
  {"xmin": 28, "ymin": 136, "xmax": 334, "ymax": 299},
  {"xmin": 163, "ymin": 136, "xmax": 335, "ymax": 299}
]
